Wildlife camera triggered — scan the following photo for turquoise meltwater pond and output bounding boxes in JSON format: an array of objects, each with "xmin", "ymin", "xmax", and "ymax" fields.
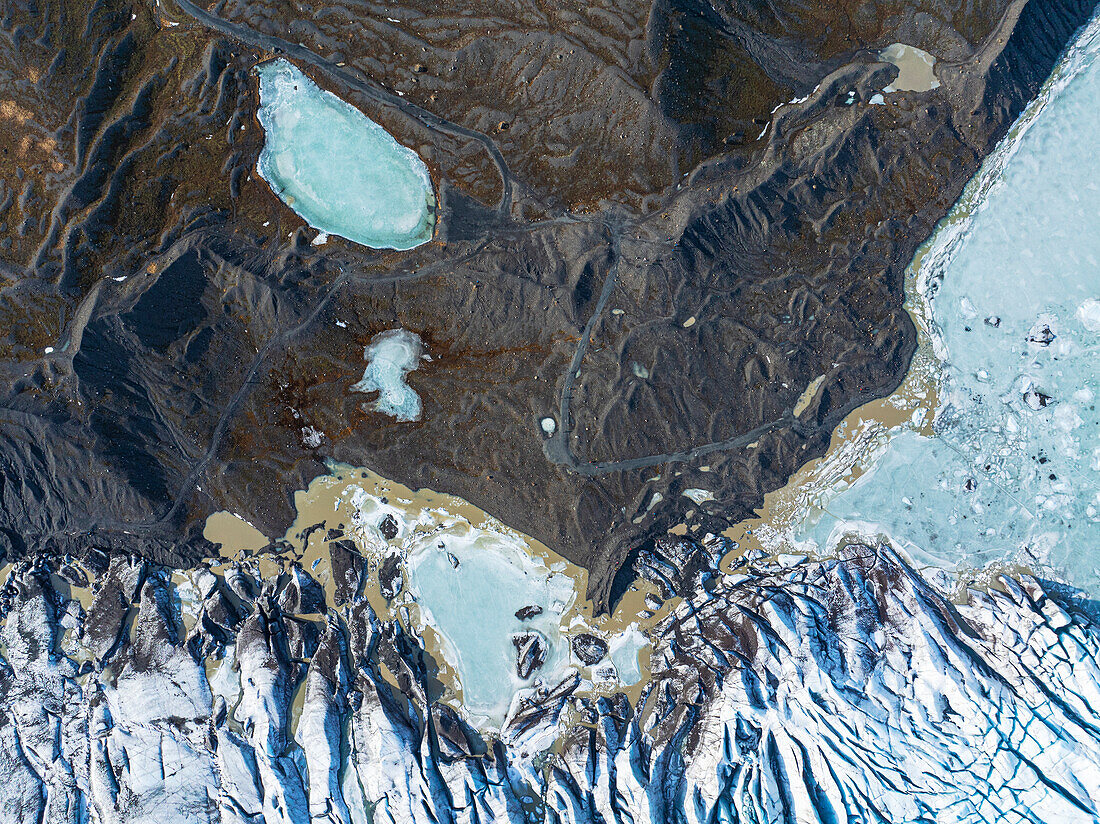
[{"xmin": 255, "ymin": 59, "xmax": 435, "ymax": 250}]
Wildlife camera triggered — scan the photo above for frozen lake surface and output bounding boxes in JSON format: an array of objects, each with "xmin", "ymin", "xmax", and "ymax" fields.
[
  {"xmin": 255, "ymin": 59, "xmax": 434, "ymax": 250},
  {"xmin": 351, "ymin": 329, "xmax": 424, "ymax": 422},
  {"xmin": 801, "ymin": 16, "xmax": 1100, "ymax": 591}
]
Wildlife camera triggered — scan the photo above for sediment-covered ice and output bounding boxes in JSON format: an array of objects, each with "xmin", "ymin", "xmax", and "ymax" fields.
[{"xmin": 255, "ymin": 59, "xmax": 434, "ymax": 250}]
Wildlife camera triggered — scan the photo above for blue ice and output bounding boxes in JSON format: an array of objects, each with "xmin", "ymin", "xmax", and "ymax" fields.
[
  {"xmin": 255, "ymin": 59, "xmax": 434, "ymax": 250},
  {"xmin": 351, "ymin": 329, "xmax": 424, "ymax": 422}
]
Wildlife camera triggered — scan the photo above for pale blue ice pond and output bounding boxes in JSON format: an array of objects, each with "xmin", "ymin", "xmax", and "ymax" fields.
[
  {"xmin": 255, "ymin": 59, "xmax": 434, "ymax": 250},
  {"xmin": 406, "ymin": 533, "xmax": 575, "ymax": 726},
  {"xmin": 801, "ymin": 14, "xmax": 1100, "ymax": 592},
  {"xmin": 351, "ymin": 329, "xmax": 423, "ymax": 422}
]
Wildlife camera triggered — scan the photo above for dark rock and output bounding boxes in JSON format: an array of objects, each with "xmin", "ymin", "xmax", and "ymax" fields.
[
  {"xmin": 278, "ymin": 565, "xmax": 325, "ymax": 615},
  {"xmin": 1024, "ymin": 388, "xmax": 1054, "ymax": 409},
  {"xmin": 512, "ymin": 631, "xmax": 549, "ymax": 679},
  {"xmin": 285, "ymin": 616, "xmax": 321, "ymax": 660},
  {"xmin": 515, "ymin": 605, "xmax": 543, "ymax": 621},
  {"xmin": 379, "ymin": 514, "xmax": 399, "ymax": 541},
  {"xmin": 431, "ymin": 703, "xmax": 485, "ymax": 761},
  {"xmin": 57, "ymin": 562, "xmax": 88, "ymax": 589},
  {"xmin": 378, "ymin": 555, "xmax": 403, "ymax": 600},
  {"xmin": 84, "ymin": 555, "xmax": 144, "ymax": 664},
  {"xmin": 571, "ymin": 633, "xmax": 608, "ymax": 666},
  {"xmin": 1029, "ymin": 322, "xmax": 1057, "ymax": 345}
]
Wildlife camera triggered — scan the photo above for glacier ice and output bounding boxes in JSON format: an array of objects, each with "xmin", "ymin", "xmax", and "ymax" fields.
[
  {"xmin": 1, "ymin": 537, "xmax": 1099, "ymax": 823},
  {"xmin": 255, "ymin": 59, "xmax": 435, "ymax": 250}
]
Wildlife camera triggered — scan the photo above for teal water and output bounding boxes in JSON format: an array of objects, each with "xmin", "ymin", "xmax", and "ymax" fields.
[
  {"xmin": 255, "ymin": 59, "xmax": 434, "ymax": 250},
  {"xmin": 406, "ymin": 534, "xmax": 575, "ymax": 726},
  {"xmin": 804, "ymin": 15, "xmax": 1100, "ymax": 591}
]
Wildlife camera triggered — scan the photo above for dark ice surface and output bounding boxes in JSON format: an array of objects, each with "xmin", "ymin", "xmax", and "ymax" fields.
[{"xmin": 0, "ymin": 0, "xmax": 1095, "ymax": 603}]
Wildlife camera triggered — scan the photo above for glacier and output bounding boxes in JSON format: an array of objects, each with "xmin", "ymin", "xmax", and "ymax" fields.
[{"xmin": 1, "ymin": 538, "xmax": 1099, "ymax": 823}]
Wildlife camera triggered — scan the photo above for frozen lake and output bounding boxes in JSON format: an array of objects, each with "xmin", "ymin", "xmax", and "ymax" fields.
[
  {"xmin": 255, "ymin": 59, "xmax": 435, "ymax": 250},
  {"xmin": 797, "ymin": 14, "xmax": 1100, "ymax": 592}
]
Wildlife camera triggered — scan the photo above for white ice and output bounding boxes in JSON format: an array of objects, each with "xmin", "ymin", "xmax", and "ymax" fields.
[{"xmin": 351, "ymin": 329, "xmax": 424, "ymax": 422}]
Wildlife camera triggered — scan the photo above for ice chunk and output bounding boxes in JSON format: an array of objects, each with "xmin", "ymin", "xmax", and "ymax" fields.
[
  {"xmin": 351, "ymin": 329, "xmax": 423, "ymax": 422},
  {"xmin": 1077, "ymin": 297, "xmax": 1100, "ymax": 331},
  {"xmin": 255, "ymin": 59, "xmax": 434, "ymax": 250}
]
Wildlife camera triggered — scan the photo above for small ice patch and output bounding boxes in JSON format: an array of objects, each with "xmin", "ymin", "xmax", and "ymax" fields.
[
  {"xmin": 541, "ymin": 417, "xmax": 556, "ymax": 436},
  {"xmin": 351, "ymin": 329, "xmax": 424, "ymax": 422},
  {"xmin": 683, "ymin": 488, "xmax": 715, "ymax": 504},
  {"xmin": 1077, "ymin": 298, "xmax": 1100, "ymax": 331},
  {"xmin": 870, "ymin": 93, "xmax": 886, "ymax": 105}
]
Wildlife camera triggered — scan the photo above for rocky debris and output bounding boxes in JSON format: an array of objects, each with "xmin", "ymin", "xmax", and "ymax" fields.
[
  {"xmin": 379, "ymin": 514, "xmax": 400, "ymax": 541},
  {"xmin": 511, "ymin": 630, "xmax": 549, "ymax": 679},
  {"xmin": 515, "ymin": 604, "xmax": 543, "ymax": 620},
  {"xmin": 570, "ymin": 633, "xmax": 608, "ymax": 665},
  {"xmin": 1024, "ymin": 387, "xmax": 1054, "ymax": 409},
  {"xmin": 84, "ymin": 555, "xmax": 144, "ymax": 664},
  {"xmin": 1, "ymin": 0, "xmax": 1094, "ymax": 615},
  {"xmin": 284, "ymin": 616, "xmax": 320, "ymax": 660},
  {"xmin": 378, "ymin": 554, "xmax": 403, "ymax": 600}
]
